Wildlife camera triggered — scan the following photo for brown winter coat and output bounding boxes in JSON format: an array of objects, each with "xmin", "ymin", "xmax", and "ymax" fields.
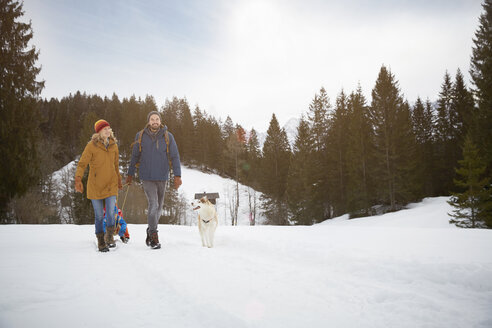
[{"xmin": 75, "ymin": 135, "xmax": 121, "ymax": 200}]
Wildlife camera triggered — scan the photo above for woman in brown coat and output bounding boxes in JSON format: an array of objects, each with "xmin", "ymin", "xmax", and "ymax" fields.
[{"xmin": 75, "ymin": 119, "xmax": 122, "ymax": 252}]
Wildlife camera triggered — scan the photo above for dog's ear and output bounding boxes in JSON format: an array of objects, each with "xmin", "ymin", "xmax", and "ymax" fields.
[{"xmin": 200, "ymin": 196, "xmax": 207, "ymax": 203}]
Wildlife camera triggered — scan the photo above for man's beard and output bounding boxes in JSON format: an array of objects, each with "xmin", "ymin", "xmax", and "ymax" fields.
[{"xmin": 150, "ymin": 123, "xmax": 160, "ymax": 131}]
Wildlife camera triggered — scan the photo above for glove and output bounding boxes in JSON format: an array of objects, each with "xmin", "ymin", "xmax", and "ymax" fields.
[
  {"xmin": 118, "ymin": 176, "xmax": 123, "ymax": 190},
  {"xmin": 75, "ymin": 176, "xmax": 83, "ymax": 193},
  {"xmin": 126, "ymin": 175, "xmax": 133, "ymax": 185},
  {"xmin": 174, "ymin": 176, "xmax": 182, "ymax": 189}
]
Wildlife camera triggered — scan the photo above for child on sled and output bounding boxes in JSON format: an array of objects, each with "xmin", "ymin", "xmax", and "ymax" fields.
[{"xmin": 103, "ymin": 204, "xmax": 130, "ymax": 243}]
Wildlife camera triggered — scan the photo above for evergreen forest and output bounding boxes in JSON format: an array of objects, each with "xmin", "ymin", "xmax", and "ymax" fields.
[{"xmin": 1, "ymin": 0, "xmax": 491, "ymax": 227}]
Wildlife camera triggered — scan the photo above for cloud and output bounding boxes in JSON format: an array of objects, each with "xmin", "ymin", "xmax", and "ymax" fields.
[{"xmin": 24, "ymin": 0, "xmax": 483, "ymax": 132}]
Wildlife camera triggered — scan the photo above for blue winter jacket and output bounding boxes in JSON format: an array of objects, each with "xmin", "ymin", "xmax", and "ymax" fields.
[{"xmin": 127, "ymin": 126, "xmax": 181, "ymax": 181}]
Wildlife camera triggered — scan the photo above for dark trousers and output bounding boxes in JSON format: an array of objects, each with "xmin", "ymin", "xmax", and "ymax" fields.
[{"xmin": 142, "ymin": 180, "xmax": 167, "ymax": 234}]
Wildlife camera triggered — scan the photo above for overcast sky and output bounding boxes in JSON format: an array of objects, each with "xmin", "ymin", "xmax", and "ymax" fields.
[{"xmin": 23, "ymin": 0, "xmax": 483, "ymax": 132}]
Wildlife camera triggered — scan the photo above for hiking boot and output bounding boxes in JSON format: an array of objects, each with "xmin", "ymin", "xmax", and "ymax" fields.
[
  {"xmin": 96, "ymin": 233, "xmax": 109, "ymax": 252},
  {"xmin": 146, "ymin": 227, "xmax": 151, "ymax": 247},
  {"xmin": 105, "ymin": 226, "xmax": 116, "ymax": 248},
  {"xmin": 150, "ymin": 231, "xmax": 161, "ymax": 249}
]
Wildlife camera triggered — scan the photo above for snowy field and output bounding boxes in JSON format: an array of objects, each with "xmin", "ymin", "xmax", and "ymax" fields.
[{"xmin": 1, "ymin": 197, "xmax": 492, "ymax": 328}]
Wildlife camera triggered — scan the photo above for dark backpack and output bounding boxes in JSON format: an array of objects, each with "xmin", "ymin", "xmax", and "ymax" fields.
[{"xmin": 130, "ymin": 126, "xmax": 173, "ymax": 177}]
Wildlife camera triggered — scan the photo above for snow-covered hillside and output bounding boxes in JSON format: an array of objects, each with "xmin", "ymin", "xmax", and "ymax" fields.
[
  {"xmin": 1, "ymin": 197, "xmax": 491, "ymax": 328},
  {"xmin": 180, "ymin": 165, "xmax": 265, "ymax": 226}
]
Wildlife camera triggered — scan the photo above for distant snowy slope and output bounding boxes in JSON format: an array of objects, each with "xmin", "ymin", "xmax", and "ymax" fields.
[
  {"xmin": 50, "ymin": 160, "xmax": 77, "ymax": 199},
  {"xmin": 321, "ymin": 197, "xmax": 456, "ymax": 229},
  {"xmin": 179, "ymin": 165, "xmax": 265, "ymax": 225}
]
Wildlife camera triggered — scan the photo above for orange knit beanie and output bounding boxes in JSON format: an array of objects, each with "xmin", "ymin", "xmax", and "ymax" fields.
[{"xmin": 94, "ymin": 119, "xmax": 110, "ymax": 133}]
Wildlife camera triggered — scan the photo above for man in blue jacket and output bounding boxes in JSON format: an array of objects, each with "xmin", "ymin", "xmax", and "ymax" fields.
[{"xmin": 126, "ymin": 111, "xmax": 182, "ymax": 249}]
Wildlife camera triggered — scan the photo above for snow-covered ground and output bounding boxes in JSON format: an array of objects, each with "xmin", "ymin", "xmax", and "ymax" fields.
[{"xmin": 1, "ymin": 197, "xmax": 491, "ymax": 328}]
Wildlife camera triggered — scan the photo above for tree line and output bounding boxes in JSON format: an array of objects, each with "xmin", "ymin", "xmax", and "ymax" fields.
[
  {"xmin": 1, "ymin": 0, "xmax": 491, "ymax": 227},
  {"xmin": 284, "ymin": 67, "xmax": 481, "ymax": 225}
]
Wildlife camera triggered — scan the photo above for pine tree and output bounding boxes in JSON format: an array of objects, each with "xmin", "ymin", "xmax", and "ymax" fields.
[
  {"xmin": 191, "ymin": 106, "xmax": 207, "ymax": 167},
  {"xmin": 448, "ymin": 135, "xmax": 492, "ymax": 228},
  {"xmin": 393, "ymin": 100, "xmax": 418, "ymax": 202},
  {"xmin": 235, "ymin": 124, "xmax": 248, "ymax": 182},
  {"xmin": 305, "ymin": 87, "xmax": 331, "ymax": 221},
  {"xmin": 411, "ymin": 97, "xmax": 436, "ymax": 197},
  {"xmin": 286, "ymin": 117, "xmax": 315, "ymax": 225},
  {"xmin": 0, "ymin": 0, "xmax": 44, "ymax": 220},
  {"xmin": 369, "ymin": 65, "xmax": 409, "ymax": 211},
  {"xmin": 434, "ymin": 72, "xmax": 455, "ymax": 195},
  {"xmin": 470, "ymin": 0, "xmax": 492, "ymax": 172},
  {"xmin": 261, "ymin": 114, "xmax": 291, "ymax": 196},
  {"xmin": 160, "ymin": 96, "xmax": 196, "ymax": 165},
  {"xmin": 206, "ymin": 117, "xmax": 225, "ymax": 174},
  {"xmin": 162, "ymin": 96, "xmax": 180, "ymax": 136},
  {"xmin": 435, "ymin": 72, "xmax": 453, "ymax": 139},
  {"xmin": 79, "ymin": 111, "xmax": 99, "ymax": 153},
  {"xmin": 326, "ymin": 90, "xmax": 350, "ymax": 216},
  {"xmin": 66, "ymin": 92, "xmax": 90, "ymax": 158},
  {"xmin": 224, "ymin": 124, "xmax": 247, "ymax": 225},
  {"xmin": 260, "ymin": 114, "xmax": 291, "ymax": 225},
  {"xmin": 345, "ymin": 85, "xmax": 374, "ymax": 217},
  {"xmin": 433, "ymin": 69, "xmax": 475, "ymax": 196},
  {"xmin": 467, "ymin": 0, "xmax": 492, "ymax": 230},
  {"xmin": 38, "ymin": 97, "xmax": 72, "ymax": 167},
  {"xmin": 244, "ymin": 128, "xmax": 261, "ymax": 188},
  {"xmin": 307, "ymin": 87, "xmax": 330, "ymax": 153},
  {"xmin": 221, "ymin": 117, "xmax": 237, "ymax": 178},
  {"xmin": 246, "ymin": 129, "xmax": 260, "ymax": 159},
  {"xmin": 451, "ymin": 69, "xmax": 475, "ymax": 144},
  {"xmin": 105, "ymin": 93, "xmax": 122, "ymax": 143},
  {"xmin": 89, "ymin": 94, "xmax": 105, "ymax": 122},
  {"xmin": 120, "ymin": 95, "xmax": 144, "ymax": 165},
  {"xmin": 176, "ymin": 98, "xmax": 194, "ymax": 163},
  {"xmin": 222, "ymin": 116, "xmax": 235, "ymax": 139}
]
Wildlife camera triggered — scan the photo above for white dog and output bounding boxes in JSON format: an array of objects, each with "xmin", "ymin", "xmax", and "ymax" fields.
[{"xmin": 191, "ymin": 196, "xmax": 218, "ymax": 248}]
